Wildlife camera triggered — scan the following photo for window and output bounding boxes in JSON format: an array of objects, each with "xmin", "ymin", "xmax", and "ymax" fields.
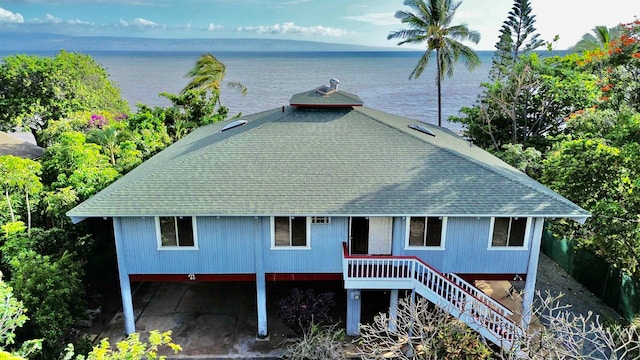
[
  {"xmin": 311, "ymin": 216, "xmax": 331, "ymax": 224},
  {"xmin": 157, "ymin": 216, "xmax": 197, "ymax": 249},
  {"xmin": 407, "ymin": 216, "xmax": 445, "ymax": 248},
  {"xmin": 490, "ymin": 217, "xmax": 528, "ymax": 248},
  {"xmin": 272, "ymin": 216, "xmax": 310, "ymax": 248}
]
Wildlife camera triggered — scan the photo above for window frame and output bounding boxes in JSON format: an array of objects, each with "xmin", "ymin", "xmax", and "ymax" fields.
[
  {"xmin": 270, "ymin": 216, "xmax": 311, "ymax": 250},
  {"xmin": 487, "ymin": 217, "xmax": 530, "ymax": 250},
  {"xmin": 404, "ymin": 216, "xmax": 447, "ymax": 250},
  {"xmin": 155, "ymin": 216, "xmax": 199, "ymax": 250}
]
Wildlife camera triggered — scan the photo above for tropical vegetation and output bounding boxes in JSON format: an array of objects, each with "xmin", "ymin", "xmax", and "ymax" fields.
[
  {"xmin": 0, "ymin": 50, "xmax": 233, "ymax": 358},
  {"xmin": 388, "ymin": 0, "xmax": 481, "ymax": 126}
]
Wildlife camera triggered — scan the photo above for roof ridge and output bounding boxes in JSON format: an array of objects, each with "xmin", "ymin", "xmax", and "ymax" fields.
[{"xmin": 354, "ymin": 107, "xmax": 588, "ymax": 217}]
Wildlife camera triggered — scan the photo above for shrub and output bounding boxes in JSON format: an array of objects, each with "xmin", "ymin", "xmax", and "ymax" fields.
[
  {"xmin": 277, "ymin": 288, "xmax": 335, "ymax": 334},
  {"xmin": 281, "ymin": 322, "xmax": 346, "ymax": 360}
]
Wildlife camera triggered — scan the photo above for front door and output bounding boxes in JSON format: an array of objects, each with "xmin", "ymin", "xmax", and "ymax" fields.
[{"xmin": 350, "ymin": 217, "xmax": 393, "ymax": 255}]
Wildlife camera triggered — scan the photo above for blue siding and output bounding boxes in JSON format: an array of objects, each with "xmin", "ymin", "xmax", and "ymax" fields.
[
  {"xmin": 263, "ymin": 217, "xmax": 347, "ymax": 273},
  {"xmin": 119, "ymin": 215, "xmax": 531, "ymax": 276},
  {"xmin": 394, "ymin": 217, "xmax": 530, "ymax": 274},
  {"xmin": 121, "ymin": 216, "xmax": 257, "ymax": 274}
]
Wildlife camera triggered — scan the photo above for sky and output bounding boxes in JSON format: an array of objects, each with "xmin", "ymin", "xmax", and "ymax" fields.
[{"xmin": 0, "ymin": 0, "xmax": 637, "ymax": 51}]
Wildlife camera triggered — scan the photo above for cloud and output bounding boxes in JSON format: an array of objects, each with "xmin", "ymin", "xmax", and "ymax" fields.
[
  {"xmin": 237, "ymin": 22, "xmax": 347, "ymax": 37},
  {"xmin": 344, "ymin": 13, "xmax": 398, "ymax": 26},
  {"xmin": 207, "ymin": 23, "xmax": 223, "ymax": 31},
  {"xmin": 119, "ymin": 17, "xmax": 162, "ymax": 28},
  {"xmin": 0, "ymin": 7, "xmax": 24, "ymax": 23},
  {"xmin": 30, "ymin": 14, "xmax": 92, "ymax": 25}
]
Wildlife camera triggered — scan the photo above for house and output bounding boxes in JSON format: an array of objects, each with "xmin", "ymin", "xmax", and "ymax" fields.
[{"xmin": 67, "ymin": 81, "xmax": 588, "ymax": 348}]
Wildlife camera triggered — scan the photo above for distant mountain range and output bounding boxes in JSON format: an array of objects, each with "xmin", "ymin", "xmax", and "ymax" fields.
[{"xmin": 0, "ymin": 32, "xmax": 396, "ymax": 52}]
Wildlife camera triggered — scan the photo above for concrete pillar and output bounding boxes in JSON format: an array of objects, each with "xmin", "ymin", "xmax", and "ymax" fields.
[
  {"xmin": 388, "ymin": 289, "xmax": 399, "ymax": 331},
  {"xmin": 254, "ymin": 217, "xmax": 268, "ymax": 337},
  {"xmin": 113, "ymin": 217, "xmax": 135, "ymax": 335},
  {"xmin": 346, "ymin": 289, "xmax": 361, "ymax": 335},
  {"xmin": 521, "ymin": 218, "xmax": 545, "ymax": 329}
]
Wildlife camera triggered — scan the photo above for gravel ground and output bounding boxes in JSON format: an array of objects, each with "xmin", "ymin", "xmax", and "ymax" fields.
[{"xmin": 535, "ymin": 253, "xmax": 623, "ymax": 323}]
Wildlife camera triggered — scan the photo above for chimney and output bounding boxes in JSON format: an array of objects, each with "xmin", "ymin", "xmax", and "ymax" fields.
[{"xmin": 329, "ymin": 78, "xmax": 339, "ymax": 91}]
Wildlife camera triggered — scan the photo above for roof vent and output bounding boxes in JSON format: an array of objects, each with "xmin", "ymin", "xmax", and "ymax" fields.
[
  {"xmin": 315, "ymin": 78, "xmax": 340, "ymax": 96},
  {"xmin": 408, "ymin": 123, "xmax": 436, "ymax": 137},
  {"xmin": 220, "ymin": 119, "xmax": 247, "ymax": 132}
]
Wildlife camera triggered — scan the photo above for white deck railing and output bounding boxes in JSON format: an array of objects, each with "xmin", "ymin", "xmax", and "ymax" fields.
[{"xmin": 341, "ymin": 242, "xmax": 523, "ymax": 350}]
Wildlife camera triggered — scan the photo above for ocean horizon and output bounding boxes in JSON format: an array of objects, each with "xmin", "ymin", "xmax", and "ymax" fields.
[{"xmin": 2, "ymin": 50, "xmax": 504, "ymax": 131}]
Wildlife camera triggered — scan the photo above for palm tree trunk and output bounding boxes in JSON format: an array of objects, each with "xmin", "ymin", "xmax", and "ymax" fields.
[{"xmin": 436, "ymin": 49, "xmax": 442, "ymax": 127}]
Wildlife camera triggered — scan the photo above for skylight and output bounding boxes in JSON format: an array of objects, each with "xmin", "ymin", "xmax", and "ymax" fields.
[
  {"xmin": 221, "ymin": 120, "xmax": 247, "ymax": 132},
  {"xmin": 408, "ymin": 123, "xmax": 436, "ymax": 137}
]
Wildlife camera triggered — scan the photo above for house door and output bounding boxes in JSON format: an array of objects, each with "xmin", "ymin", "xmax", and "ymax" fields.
[{"xmin": 350, "ymin": 217, "xmax": 393, "ymax": 255}]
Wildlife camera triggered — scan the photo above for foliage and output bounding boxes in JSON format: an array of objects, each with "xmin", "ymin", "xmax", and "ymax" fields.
[
  {"xmin": 182, "ymin": 53, "xmax": 247, "ymax": 107},
  {"xmin": 490, "ymin": 0, "xmax": 544, "ymax": 81},
  {"xmin": 281, "ymin": 322, "xmax": 346, "ymax": 360},
  {"xmin": 40, "ymin": 131, "xmax": 119, "ymax": 201},
  {"xmin": 452, "ymin": 53, "xmax": 600, "ymax": 152},
  {"xmin": 498, "ymin": 143, "xmax": 541, "ymax": 176},
  {"xmin": 570, "ymin": 25, "xmax": 624, "ymax": 53},
  {"xmin": 388, "ymin": 0, "xmax": 481, "ymax": 126},
  {"xmin": 0, "ymin": 50, "xmax": 128, "ymax": 135},
  {"xmin": 277, "ymin": 288, "xmax": 335, "ymax": 335},
  {"xmin": 7, "ymin": 250, "xmax": 85, "ymax": 355},
  {"xmin": 160, "ymin": 90, "xmax": 230, "ymax": 141},
  {"xmin": 355, "ymin": 296, "xmax": 492, "ymax": 359},
  {"xmin": 62, "ymin": 330, "xmax": 181, "ymax": 360},
  {"xmin": 355, "ymin": 294, "xmax": 640, "ymax": 359},
  {"xmin": 541, "ymin": 109, "xmax": 640, "ymax": 277},
  {"xmin": 0, "ymin": 156, "xmax": 42, "ymax": 230},
  {"xmin": 0, "ymin": 280, "xmax": 42, "ymax": 359}
]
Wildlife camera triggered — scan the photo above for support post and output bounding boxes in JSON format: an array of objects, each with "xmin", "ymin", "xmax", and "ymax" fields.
[
  {"xmin": 113, "ymin": 217, "xmax": 135, "ymax": 335},
  {"xmin": 521, "ymin": 217, "xmax": 545, "ymax": 329},
  {"xmin": 254, "ymin": 217, "xmax": 268, "ymax": 338},
  {"xmin": 388, "ymin": 289, "xmax": 399, "ymax": 331},
  {"xmin": 346, "ymin": 289, "xmax": 361, "ymax": 335}
]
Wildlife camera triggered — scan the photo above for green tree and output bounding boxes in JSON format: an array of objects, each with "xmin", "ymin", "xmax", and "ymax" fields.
[
  {"xmin": 62, "ymin": 330, "xmax": 181, "ymax": 360},
  {"xmin": 0, "ymin": 156, "xmax": 43, "ymax": 232},
  {"xmin": 88, "ymin": 123, "xmax": 135, "ymax": 166},
  {"xmin": 541, "ymin": 109, "xmax": 640, "ymax": 276},
  {"xmin": 0, "ymin": 51, "xmax": 128, "ymax": 136},
  {"xmin": 0, "ymin": 278, "xmax": 41, "ymax": 359},
  {"xmin": 182, "ymin": 53, "xmax": 247, "ymax": 107},
  {"xmin": 159, "ymin": 90, "xmax": 230, "ymax": 141},
  {"xmin": 569, "ymin": 25, "xmax": 624, "ymax": 53},
  {"xmin": 7, "ymin": 250, "xmax": 85, "ymax": 356},
  {"xmin": 388, "ymin": 0, "xmax": 481, "ymax": 127},
  {"xmin": 41, "ymin": 131, "xmax": 119, "ymax": 200},
  {"xmin": 490, "ymin": 0, "xmax": 544, "ymax": 81}
]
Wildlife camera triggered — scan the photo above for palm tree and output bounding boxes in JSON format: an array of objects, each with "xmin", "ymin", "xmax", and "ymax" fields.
[
  {"xmin": 388, "ymin": 0, "xmax": 481, "ymax": 126},
  {"xmin": 182, "ymin": 53, "xmax": 247, "ymax": 106},
  {"xmin": 569, "ymin": 25, "xmax": 624, "ymax": 53}
]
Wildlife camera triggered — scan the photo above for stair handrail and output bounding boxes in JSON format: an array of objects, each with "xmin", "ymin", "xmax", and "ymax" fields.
[{"xmin": 341, "ymin": 242, "xmax": 521, "ymax": 334}]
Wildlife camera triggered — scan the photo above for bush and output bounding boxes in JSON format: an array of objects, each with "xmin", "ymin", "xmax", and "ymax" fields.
[
  {"xmin": 277, "ymin": 288, "xmax": 335, "ymax": 334},
  {"xmin": 281, "ymin": 322, "xmax": 346, "ymax": 360}
]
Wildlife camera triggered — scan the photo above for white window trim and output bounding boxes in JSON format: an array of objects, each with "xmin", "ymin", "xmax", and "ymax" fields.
[
  {"xmin": 487, "ymin": 217, "xmax": 530, "ymax": 251},
  {"xmin": 155, "ymin": 216, "xmax": 199, "ymax": 250},
  {"xmin": 270, "ymin": 216, "xmax": 311, "ymax": 250},
  {"xmin": 404, "ymin": 216, "xmax": 447, "ymax": 250}
]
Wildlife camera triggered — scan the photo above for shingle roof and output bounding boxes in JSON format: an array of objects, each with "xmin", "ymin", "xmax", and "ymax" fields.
[{"xmin": 67, "ymin": 90, "xmax": 589, "ymax": 222}]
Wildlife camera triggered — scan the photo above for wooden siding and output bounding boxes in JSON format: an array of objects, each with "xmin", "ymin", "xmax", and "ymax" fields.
[
  {"xmin": 263, "ymin": 217, "xmax": 347, "ymax": 273},
  {"xmin": 118, "ymin": 215, "xmax": 533, "ymax": 276},
  {"xmin": 120, "ymin": 216, "xmax": 258, "ymax": 274},
  {"xmin": 393, "ymin": 217, "xmax": 531, "ymax": 274}
]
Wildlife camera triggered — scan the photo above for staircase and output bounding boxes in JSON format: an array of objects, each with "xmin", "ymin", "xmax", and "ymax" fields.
[{"xmin": 341, "ymin": 243, "xmax": 523, "ymax": 350}]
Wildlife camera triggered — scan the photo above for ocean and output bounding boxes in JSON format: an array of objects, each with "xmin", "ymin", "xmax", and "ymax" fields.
[{"xmin": 3, "ymin": 50, "xmax": 497, "ymax": 131}]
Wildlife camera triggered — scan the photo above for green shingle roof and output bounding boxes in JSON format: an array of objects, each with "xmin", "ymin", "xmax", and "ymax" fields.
[{"xmin": 67, "ymin": 90, "xmax": 589, "ymax": 222}]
